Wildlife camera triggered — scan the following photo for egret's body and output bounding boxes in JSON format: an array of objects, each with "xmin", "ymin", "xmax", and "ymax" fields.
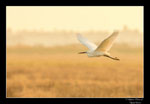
[
  {"xmin": 86, "ymin": 51, "xmax": 105, "ymax": 57},
  {"xmin": 77, "ymin": 31, "xmax": 120, "ymax": 60}
]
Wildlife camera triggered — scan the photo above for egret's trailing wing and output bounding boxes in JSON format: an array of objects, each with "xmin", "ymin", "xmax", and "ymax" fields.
[
  {"xmin": 95, "ymin": 31, "xmax": 119, "ymax": 52},
  {"xmin": 77, "ymin": 34, "xmax": 97, "ymax": 51}
]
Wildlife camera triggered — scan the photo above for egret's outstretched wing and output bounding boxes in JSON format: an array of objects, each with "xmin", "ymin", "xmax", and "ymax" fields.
[
  {"xmin": 77, "ymin": 34, "xmax": 97, "ymax": 51},
  {"xmin": 95, "ymin": 31, "xmax": 119, "ymax": 52}
]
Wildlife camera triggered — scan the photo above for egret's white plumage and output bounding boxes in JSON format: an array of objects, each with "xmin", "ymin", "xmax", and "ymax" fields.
[
  {"xmin": 77, "ymin": 31, "xmax": 120, "ymax": 60},
  {"xmin": 77, "ymin": 34, "xmax": 97, "ymax": 51}
]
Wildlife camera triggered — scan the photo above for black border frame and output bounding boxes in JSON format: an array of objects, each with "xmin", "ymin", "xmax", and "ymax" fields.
[{"xmin": 0, "ymin": 0, "xmax": 144, "ymax": 104}]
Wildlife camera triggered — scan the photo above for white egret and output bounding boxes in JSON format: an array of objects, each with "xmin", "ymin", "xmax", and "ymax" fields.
[{"xmin": 77, "ymin": 31, "xmax": 120, "ymax": 61}]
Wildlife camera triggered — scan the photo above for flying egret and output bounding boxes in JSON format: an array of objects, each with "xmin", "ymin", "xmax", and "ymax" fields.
[{"xmin": 77, "ymin": 31, "xmax": 120, "ymax": 61}]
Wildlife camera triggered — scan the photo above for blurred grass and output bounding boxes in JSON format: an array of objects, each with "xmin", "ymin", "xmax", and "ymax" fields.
[{"xmin": 7, "ymin": 44, "xmax": 143, "ymax": 97}]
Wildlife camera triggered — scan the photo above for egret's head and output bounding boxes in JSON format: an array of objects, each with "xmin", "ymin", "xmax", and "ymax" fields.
[{"xmin": 78, "ymin": 51, "xmax": 87, "ymax": 54}]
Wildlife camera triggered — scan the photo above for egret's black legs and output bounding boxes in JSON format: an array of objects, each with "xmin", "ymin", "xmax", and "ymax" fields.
[{"xmin": 104, "ymin": 55, "xmax": 120, "ymax": 61}]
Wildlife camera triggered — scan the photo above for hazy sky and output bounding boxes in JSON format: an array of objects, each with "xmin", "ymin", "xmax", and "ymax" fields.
[{"xmin": 6, "ymin": 6, "xmax": 143, "ymax": 32}]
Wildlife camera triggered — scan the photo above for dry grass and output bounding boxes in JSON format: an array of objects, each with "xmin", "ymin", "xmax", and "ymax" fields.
[{"xmin": 6, "ymin": 44, "xmax": 143, "ymax": 97}]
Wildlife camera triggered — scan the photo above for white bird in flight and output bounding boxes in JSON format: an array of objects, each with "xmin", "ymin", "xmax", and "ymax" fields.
[{"xmin": 77, "ymin": 31, "xmax": 120, "ymax": 61}]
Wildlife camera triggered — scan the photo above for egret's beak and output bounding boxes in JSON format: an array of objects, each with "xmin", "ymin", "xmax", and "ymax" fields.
[{"xmin": 78, "ymin": 52, "xmax": 87, "ymax": 54}]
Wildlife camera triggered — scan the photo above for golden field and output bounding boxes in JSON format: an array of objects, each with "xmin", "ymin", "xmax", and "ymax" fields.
[{"xmin": 6, "ymin": 44, "xmax": 143, "ymax": 98}]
